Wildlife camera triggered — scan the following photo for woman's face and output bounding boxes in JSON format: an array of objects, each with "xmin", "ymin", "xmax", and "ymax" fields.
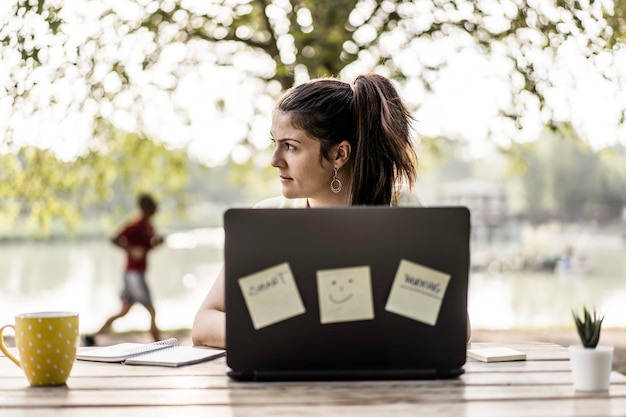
[{"xmin": 270, "ymin": 111, "xmax": 336, "ymax": 204}]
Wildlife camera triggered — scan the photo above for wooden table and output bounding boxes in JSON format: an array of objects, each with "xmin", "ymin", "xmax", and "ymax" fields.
[{"xmin": 2, "ymin": 342, "xmax": 626, "ymax": 416}]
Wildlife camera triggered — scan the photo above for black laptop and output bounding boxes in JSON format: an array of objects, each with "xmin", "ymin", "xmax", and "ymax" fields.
[{"xmin": 224, "ymin": 206, "xmax": 470, "ymax": 381}]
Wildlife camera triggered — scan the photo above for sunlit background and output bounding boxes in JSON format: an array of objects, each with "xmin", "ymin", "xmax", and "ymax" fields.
[{"xmin": 1, "ymin": 0, "xmax": 625, "ymax": 334}]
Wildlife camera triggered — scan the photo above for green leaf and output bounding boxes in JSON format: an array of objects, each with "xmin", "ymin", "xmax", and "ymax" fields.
[{"xmin": 572, "ymin": 306, "xmax": 604, "ymax": 348}]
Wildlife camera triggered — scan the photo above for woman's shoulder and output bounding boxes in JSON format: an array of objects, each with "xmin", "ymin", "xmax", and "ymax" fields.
[
  {"xmin": 253, "ymin": 196, "xmax": 308, "ymax": 208},
  {"xmin": 392, "ymin": 190, "xmax": 425, "ymax": 207}
]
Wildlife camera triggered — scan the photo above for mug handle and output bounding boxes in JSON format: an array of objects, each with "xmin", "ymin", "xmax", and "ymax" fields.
[{"xmin": 0, "ymin": 324, "xmax": 22, "ymax": 368}]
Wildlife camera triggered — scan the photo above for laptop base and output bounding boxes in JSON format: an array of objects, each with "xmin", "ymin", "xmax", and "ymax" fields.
[{"xmin": 227, "ymin": 367, "xmax": 465, "ymax": 381}]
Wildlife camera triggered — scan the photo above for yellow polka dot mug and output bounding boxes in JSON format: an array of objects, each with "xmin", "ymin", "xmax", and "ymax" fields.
[{"xmin": 0, "ymin": 312, "xmax": 79, "ymax": 386}]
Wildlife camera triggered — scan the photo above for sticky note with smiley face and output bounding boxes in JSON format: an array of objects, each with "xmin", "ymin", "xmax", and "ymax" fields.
[
  {"xmin": 385, "ymin": 259, "xmax": 450, "ymax": 326},
  {"xmin": 316, "ymin": 266, "xmax": 375, "ymax": 324},
  {"xmin": 238, "ymin": 262, "xmax": 306, "ymax": 330}
]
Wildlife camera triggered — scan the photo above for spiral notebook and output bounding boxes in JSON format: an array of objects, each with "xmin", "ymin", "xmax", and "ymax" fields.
[{"xmin": 76, "ymin": 338, "xmax": 225, "ymax": 367}]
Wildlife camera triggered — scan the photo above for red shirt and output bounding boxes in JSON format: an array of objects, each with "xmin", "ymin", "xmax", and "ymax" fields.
[{"xmin": 117, "ymin": 218, "xmax": 155, "ymax": 273}]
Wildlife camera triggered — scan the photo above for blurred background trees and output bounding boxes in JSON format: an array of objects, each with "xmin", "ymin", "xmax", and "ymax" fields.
[{"xmin": 1, "ymin": 0, "xmax": 625, "ymax": 234}]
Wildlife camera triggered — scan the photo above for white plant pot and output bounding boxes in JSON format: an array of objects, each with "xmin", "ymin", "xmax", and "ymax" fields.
[{"xmin": 568, "ymin": 345, "xmax": 614, "ymax": 392}]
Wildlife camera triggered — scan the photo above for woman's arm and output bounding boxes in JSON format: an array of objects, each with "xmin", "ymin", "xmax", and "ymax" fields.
[{"xmin": 191, "ymin": 266, "xmax": 226, "ymax": 348}]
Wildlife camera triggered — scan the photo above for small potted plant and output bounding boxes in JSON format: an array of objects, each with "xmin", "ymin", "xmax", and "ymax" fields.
[{"xmin": 569, "ymin": 306, "xmax": 613, "ymax": 391}]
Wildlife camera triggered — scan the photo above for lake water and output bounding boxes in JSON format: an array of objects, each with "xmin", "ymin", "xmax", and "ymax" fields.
[{"xmin": 1, "ymin": 227, "xmax": 625, "ymax": 334}]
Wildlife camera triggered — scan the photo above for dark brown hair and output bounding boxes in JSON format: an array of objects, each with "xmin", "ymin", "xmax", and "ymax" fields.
[
  {"xmin": 138, "ymin": 193, "xmax": 157, "ymax": 214},
  {"xmin": 276, "ymin": 73, "xmax": 417, "ymax": 205}
]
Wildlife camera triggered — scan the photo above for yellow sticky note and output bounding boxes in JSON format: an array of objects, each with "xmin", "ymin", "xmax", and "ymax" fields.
[
  {"xmin": 385, "ymin": 259, "xmax": 450, "ymax": 326},
  {"xmin": 238, "ymin": 262, "xmax": 306, "ymax": 329},
  {"xmin": 317, "ymin": 266, "xmax": 375, "ymax": 324}
]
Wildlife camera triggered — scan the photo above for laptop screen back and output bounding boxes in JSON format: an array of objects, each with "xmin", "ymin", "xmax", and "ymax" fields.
[{"xmin": 224, "ymin": 206, "xmax": 470, "ymax": 379}]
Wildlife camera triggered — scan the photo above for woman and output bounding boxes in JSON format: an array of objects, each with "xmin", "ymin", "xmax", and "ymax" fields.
[{"xmin": 192, "ymin": 73, "xmax": 467, "ymax": 348}]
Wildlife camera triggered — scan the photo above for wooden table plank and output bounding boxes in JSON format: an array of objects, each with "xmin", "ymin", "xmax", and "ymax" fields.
[
  {"xmin": 0, "ymin": 349, "xmax": 578, "ymax": 377},
  {"xmin": 463, "ymin": 360, "xmax": 573, "ymax": 372},
  {"xmin": 468, "ymin": 342, "xmax": 572, "ymax": 361},
  {"xmin": 1, "ymin": 382, "xmax": 626, "ymax": 407},
  {"xmin": 2, "ymin": 369, "xmax": 625, "ymax": 390},
  {"xmin": 0, "ymin": 343, "xmax": 572, "ymax": 374},
  {"xmin": 0, "ymin": 353, "xmax": 229, "ymax": 377},
  {"xmin": 3, "ymin": 400, "xmax": 626, "ymax": 417},
  {"xmin": 5, "ymin": 359, "xmax": 578, "ymax": 377}
]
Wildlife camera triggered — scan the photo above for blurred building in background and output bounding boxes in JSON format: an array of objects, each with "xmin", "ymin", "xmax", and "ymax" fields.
[{"xmin": 437, "ymin": 179, "xmax": 510, "ymax": 244}]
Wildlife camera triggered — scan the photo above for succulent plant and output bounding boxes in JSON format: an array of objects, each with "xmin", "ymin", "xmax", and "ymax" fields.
[{"xmin": 572, "ymin": 306, "xmax": 604, "ymax": 349}]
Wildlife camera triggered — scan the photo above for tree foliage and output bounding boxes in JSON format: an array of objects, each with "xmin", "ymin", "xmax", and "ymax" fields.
[
  {"xmin": 4, "ymin": 0, "xmax": 624, "ymax": 141},
  {"xmin": 510, "ymin": 126, "xmax": 626, "ymax": 223},
  {"xmin": 0, "ymin": 123, "xmax": 191, "ymax": 235},
  {"xmin": 418, "ymin": 125, "xmax": 626, "ymax": 224},
  {"xmin": 2, "ymin": 0, "xmax": 625, "ymax": 231}
]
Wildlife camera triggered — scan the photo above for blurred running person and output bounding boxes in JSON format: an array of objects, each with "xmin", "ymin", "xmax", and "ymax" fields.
[{"xmin": 83, "ymin": 193, "xmax": 164, "ymax": 346}]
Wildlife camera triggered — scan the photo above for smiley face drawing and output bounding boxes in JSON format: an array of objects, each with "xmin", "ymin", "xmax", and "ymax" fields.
[
  {"xmin": 317, "ymin": 266, "xmax": 375, "ymax": 324},
  {"xmin": 329, "ymin": 278, "xmax": 354, "ymax": 304}
]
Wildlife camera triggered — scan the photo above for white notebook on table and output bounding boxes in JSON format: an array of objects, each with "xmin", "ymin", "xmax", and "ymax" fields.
[
  {"xmin": 76, "ymin": 338, "xmax": 225, "ymax": 367},
  {"xmin": 466, "ymin": 347, "xmax": 526, "ymax": 363}
]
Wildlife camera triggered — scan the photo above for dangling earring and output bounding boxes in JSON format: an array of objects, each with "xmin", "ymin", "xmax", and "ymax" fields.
[{"xmin": 330, "ymin": 165, "xmax": 342, "ymax": 193}]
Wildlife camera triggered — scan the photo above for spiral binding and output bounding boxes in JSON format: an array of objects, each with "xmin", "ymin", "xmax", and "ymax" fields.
[{"xmin": 121, "ymin": 338, "xmax": 179, "ymax": 357}]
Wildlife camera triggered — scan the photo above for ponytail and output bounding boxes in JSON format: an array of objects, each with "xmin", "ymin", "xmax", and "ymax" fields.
[{"xmin": 351, "ymin": 74, "xmax": 417, "ymax": 205}]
